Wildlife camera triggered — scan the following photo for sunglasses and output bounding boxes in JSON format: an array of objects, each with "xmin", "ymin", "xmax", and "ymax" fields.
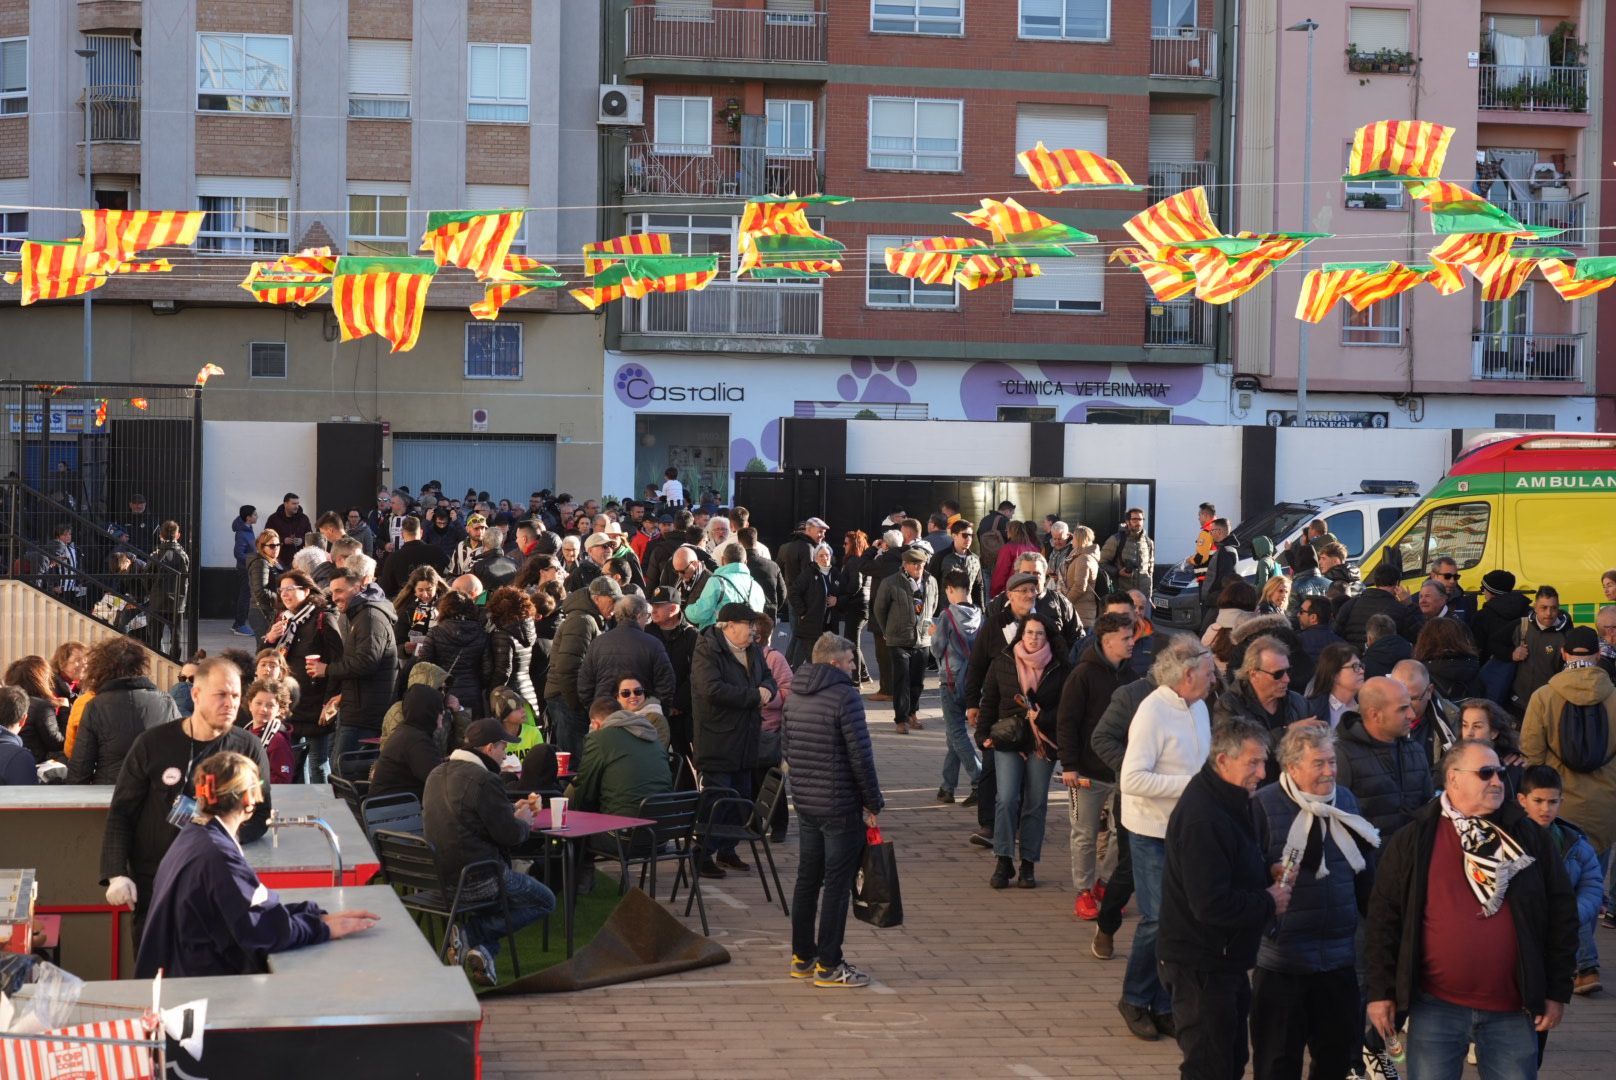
[
  {"xmin": 1435, "ymin": 572, "xmax": 1458, "ymax": 581},
  {"xmin": 1257, "ymin": 668, "xmax": 1291, "ymax": 680},
  {"xmin": 1456, "ymin": 766, "xmax": 1508, "ymax": 781},
  {"xmin": 618, "ymin": 687, "xmax": 646, "ymax": 699},
  {"xmin": 264, "ymin": 542, "xmax": 281, "ymax": 548}
]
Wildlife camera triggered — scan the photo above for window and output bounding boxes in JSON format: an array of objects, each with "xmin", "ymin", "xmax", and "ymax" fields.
[
  {"xmin": 1014, "ymin": 105, "xmax": 1106, "ymax": 174},
  {"xmin": 1395, "ymin": 502, "xmax": 1490, "ymax": 576},
  {"xmin": 467, "ymin": 184, "xmax": 529, "ymax": 254},
  {"xmin": 1377, "ymin": 506, "xmax": 1410, "ymax": 535},
  {"xmin": 1087, "ymin": 406, "xmax": 1170, "ymax": 424},
  {"xmin": 0, "ymin": 37, "xmax": 25, "ymax": 114},
  {"xmin": 347, "ymin": 185, "xmax": 410, "ymax": 256},
  {"xmin": 0, "ymin": 178, "xmax": 25, "ymax": 254},
  {"xmin": 467, "ymin": 43, "xmax": 528, "ymax": 123},
  {"xmin": 766, "ymin": 0, "xmax": 818, "ymax": 23},
  {"xmin": 653, "ymin": 96, "xmax": 711, "ymax": 155},
  {"xmin": 349, "ymin": 39, "xmax": 411, "ymax": 118},
  {"xmin": 655, "ymin": 0, "xmax": 714, "ymax": 20},
  {"xmin": 465, "ymin": 322, "xmax": 522, "ymax": 379},
  {"xmin": 766, "ymin": 99, "xmax": 813, "ymax": 157},
  {"xmin": 998, "ymin": 406, "xmax": 1057, "ymax": 422},
  {"xmin": 1012, "ymin": 253, "xmax": 1105, "ymax": 313},
  {"xmin": 249, "ymin": 342, "xmax": 287, "ymax": 379},
  {"xmin": 1324, "ymin": 510, "xmax": 1366, "ymax": 558},
  {"xmin": 1493, "ymin": 413, "xmax": 1556, "ymax": 430},
  {"xmin": 195, "ymin": 179, "xmax": 290, "ymax": 254},
  {"xmin": 197, "ymin": 33, "xmax": 291, "ymax": 113},
  {"xmin": 872, "ymin": 0, "xmax": 965, "ymax": 35},
  {"xmin": 1020, "ymin": 0, "xmax": 1110, "ymax": 40},
  {"xmin": 1342, "ymin": 296, "xmax": 1402, "ymax": 345},
  {"xmin": 1345, "ymin": 177, "xmax": 1404, "ymax": 210},
  {"xmin": 629, "ymin": 212, "xmax": 734, "ymax": 269},
  {"xmin": 868, "ymin": 97, "xmax": 962, "ymax": 172},
  {"xmin": 1153, "ymin": 0, "xmax": 1195, "ymax": 30},
  {"xmin": 1347, "ymin": 8, "xmax": 1410, "ymax": 53},
  {"xmin": 867, "ymin": 235, "xmax": 957, "ymax": 308}
]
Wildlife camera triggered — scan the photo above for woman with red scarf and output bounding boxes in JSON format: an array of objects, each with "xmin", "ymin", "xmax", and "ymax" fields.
[{"xmin": 975, "ymin": 610, "xmax": 1071, "ymax": 889}]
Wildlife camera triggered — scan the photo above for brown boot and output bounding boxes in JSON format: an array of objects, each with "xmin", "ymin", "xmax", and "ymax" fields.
[{"xmin": 907, "ymin": 714, "xmax": 924, "ymax": 730}]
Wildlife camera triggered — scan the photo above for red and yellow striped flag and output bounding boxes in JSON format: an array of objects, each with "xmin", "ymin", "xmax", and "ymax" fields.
[
  {"xmin": 1016, "ymin": 142, "xmax": 1139, "ymax": 192},
  {"xmin": 1124, "ymin": 187, "xmax": 1220, "ymax": 257},
  {"xmin": 419, "ymin": 210, "xmax": 526, "ymax": 280},
  {"xmin": 1344, "ymin": 120, "xmax": 1453, "ymax": 181},
  {"xmin": 240, "ymin": 248, "xmax": 337, "ymax": 306},
  {"xmin": 1185, "ymin": 249, "xmax": 1279, "ymax": 305},
  {"xmin": 1340, "ymin": 263, "xmax": 1426, "ymax": 310},
  {"xmin": 1480, "ymin": 257, "xmax": 1538, "ymax": 302},
  {"xmin": 885, "ymin": 236, "xmax": 983, "ymax": 285},
  {"xmin": 1420, "ymin": 260, "xmax": 1467, "ymax": 296},
  {"xmin": 1537, "ymin": 258, "xmax": 1616, "ymax": 301},
  {"xmin": 583, "ymin": 233, "xmax": 672, "ymax": 275},
  {"xmin": 954, "ymin": 198, "xmax": 1091, "ymax": 244},
  {"xmin": 3, "ymin": 240, "xmax": 107, "ymax": 305},
  {"xmin": 568, "ymin": 284, "xmax": 626, "ymax": 311},
  {"xmin": 955, "ymin": 255, "xmax": 1039, "ymax": 290},
  {"xmin": 471, "ymin": 256, "xmax": 566, "ymax": 320},
  {"xmin": 1295, "ymin": 269, "xmax": 1363, "ymax": 323},
  {"xmin": 1111, "ymin": 246, "xmax": 1198, "ymax": 301},
  {"xmin": 80, "ymin": 209, "xmax": 205, "ymax": 269},
  {"xmin": 1430, "ymin": 232, "xmax": 1516, "ymax": 279},
  {"xmin": 330, "ymin": 256, "xmax": 437, "ymax": 353}
]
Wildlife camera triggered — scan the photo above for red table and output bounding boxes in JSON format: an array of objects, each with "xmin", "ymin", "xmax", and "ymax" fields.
[{"xmin": 531, "ymin": 808, "xmax": 653, "ymax": 957}]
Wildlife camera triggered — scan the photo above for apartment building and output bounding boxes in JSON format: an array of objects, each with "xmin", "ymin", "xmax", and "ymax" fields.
[
  {"xmin": 0, "ymin": 0, "xmax": 603, "ymax": 493},
  {"xmin": 1234, "ymin": 0, "xmax": 1605, "ymax": 432},
  {"xmin": 598, "ymin": 0, "xmax": 1235, "ymax": 501}
]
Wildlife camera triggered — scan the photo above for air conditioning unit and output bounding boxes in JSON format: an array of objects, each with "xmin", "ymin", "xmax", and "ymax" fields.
[{"xmin": 598, "ymin": 84, "xmax": 643, "ymax": 126}]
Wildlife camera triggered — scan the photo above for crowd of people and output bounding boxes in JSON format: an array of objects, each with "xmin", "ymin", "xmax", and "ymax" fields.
[{"xmin": 4, "ymin": 477, "xmax": 1614, "ymax": 1079}]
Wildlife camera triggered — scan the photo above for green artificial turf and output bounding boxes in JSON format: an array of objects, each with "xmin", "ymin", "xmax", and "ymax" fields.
[{"xmin": 482, "ymin": 869, "xmax": 626, "ymax": 989}]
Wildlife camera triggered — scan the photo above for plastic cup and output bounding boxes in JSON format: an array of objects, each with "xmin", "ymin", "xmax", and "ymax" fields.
[
  {"xmin": 555, "ymin": 751, "xmax": 572, "ymax": 774},
  {"xmin": 550, "ymin": 797, "xmax": 568, "ymax": 829}
]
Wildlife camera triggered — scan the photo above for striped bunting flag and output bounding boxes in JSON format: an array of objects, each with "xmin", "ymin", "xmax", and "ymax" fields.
[
  {"xmin": 240, "ymin": 247, "xmax": 337, "ymax": 306},
  {"xmin": 1123, "ymin": 187, "xmax": 1221, "ymax": 257},
  {"xmin": 1016, "ymin": 142, "xmax": 1142, "ymax": 192},
  {"xmin": 1343, "ymin": 120, "xmax": 1453, "ymax": 181},
  {"xmin": 2, "ymin": 239, "xmax": 169, "ymax": 305},
  {"xmin": 330, "ymin": 256, "xmax": 437, "ymax": 353},
  {"xmin": 583, "ymin": 232, "xmax": 672, "ymax": 276},
  {"xmin": 80, "ymin": 208, "xmax": 205, "ymax": 270},
  {"xmin": 1110, "ymin": 246, "xmax": 1198, "ymax": 301},
  {"xmin": 419, "ymin": 209, "xmax": 526, "ymax": 280},
  {"xmin": 954, "ymin": 198, "xmax": 1095, "ymax": 245},
  {"xmin": 470, "ymin": 255, "xmax": 566, "ymax": 320}
]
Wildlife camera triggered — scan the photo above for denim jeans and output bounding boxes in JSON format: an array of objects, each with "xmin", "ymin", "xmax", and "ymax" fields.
[
  {"xmin": 1405, "ymin": 992, "xmax": 1539, "ymax": 1080},
  {"xmin": 703, "ymin": 769, "xmax": 753, "ymax": 859},
  {"xmin": 993, "ymin": 750, "xmax": 1054, "ymax": 862},
  {"xmin": 790, "ymin": 810, "xmax": 866, "ymax": 970},
  {"xmin": 463, "ymin": 869, "xmax": 556, "ymax": 958},
  {"xmin": 546, "ymin": 696, "xmax": 586, "ymax": 759},
  {"xmin": 331, "ymin": 723, "xmax": 368, "ymax": 773},
  {"xmin": 1067, "ymin": 779, "xmax": 1116, "ymax": 892},
  {"xmin": 889, "ymin": 646, "xmax": 926, "ymax": 725},
  {"xmin": 939, "ymin": 694, "xmax": 981, "ymax": 792},
  {"xmin": 301, "ymin": 731, "xmax": 332, "ymax": 783},
  {"xmin": 1123, "ymin": 832, "xmax": 1171, "ymax": 1014}
]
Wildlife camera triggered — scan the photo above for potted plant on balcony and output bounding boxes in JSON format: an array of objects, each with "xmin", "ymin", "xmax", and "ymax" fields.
[{"xmin": 1548, "ymin": 21, "xmax": 1586, "ymax": 67}]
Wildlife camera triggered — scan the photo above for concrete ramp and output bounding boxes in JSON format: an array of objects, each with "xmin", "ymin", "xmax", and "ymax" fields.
[{"xmin": 0, "ymin": 580, "xmax": 181, "ymax": 689}]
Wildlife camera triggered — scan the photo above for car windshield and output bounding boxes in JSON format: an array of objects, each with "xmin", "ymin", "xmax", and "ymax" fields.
[{"xmin": 1229, "ymin": 503, "xmax": 1315, "ymax": 558}]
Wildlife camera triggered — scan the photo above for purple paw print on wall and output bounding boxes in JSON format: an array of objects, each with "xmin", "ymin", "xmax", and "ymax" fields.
[
  {"xmin": 730, "ymin": 418, "xmax": 782, "ymax": 471},
  {"xmin": 613, "ymin": 362, "xmax": 653, "ymax": 409},
  {"xmin": 1127, "ymin": 362, "xmax": 1204, "ymax": 407},
  {"xmin": 837, "ymin": 356, "xmax": 917, "ymax": 405}
]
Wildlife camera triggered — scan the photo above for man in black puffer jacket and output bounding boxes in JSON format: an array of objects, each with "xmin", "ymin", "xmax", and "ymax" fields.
[
  {"xmin": 310, "ymin": 558, "xmax": 398, "ymax": 764},
  {"xmin": 1159, "ymin": 716, "xmax": 1290, "ymax": 1079},
  {"xmin": 1332, "ymin": 677, "xmax": 1432, "ymax": 839},
  {"xmin": 543, "ymin": 578, "xmax": 622, "ymax": 758},
  {"xmin": 577, "ymin": 594, "xmax": 676, "ymax": 708},
  {"xmin": 1332, "ymin": 563, "xmax": 1422, "ymax": 651},
  {"xmin": 691, "ymin": 603, "xmax": 778, "ymax": 876},
  {"xmin": 782, "ymin": 632, "xmax": 884, "ymax": 988}
]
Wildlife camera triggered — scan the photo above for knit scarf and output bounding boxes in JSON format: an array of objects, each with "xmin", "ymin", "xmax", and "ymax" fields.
[
  {"xmin": 255, "ymin": 712, "xmax": 285, "ymax": 747},
  {"xmin": 279, "ymin": 601, "xmax": 319, "ymax": 646},
  {"xmin": 1278, "ymin": 774, "xmax": 1379, "ymax": 879},
  {"xmin": 1014, "ymin": 637, "xmax": 1052, "ymax": 696},
  {"xmin": 1438, "ymin": 790, "xmax": 1535, "ymax": 917}
]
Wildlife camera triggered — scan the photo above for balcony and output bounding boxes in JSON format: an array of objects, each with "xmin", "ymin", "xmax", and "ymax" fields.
[
  {"xmin": 625, "ymin": 282, "xmax": 823, "ymax": 338},
  {"xmin": 82, "ymin": 84, "xmax": 140, "ymax": 141},
  {"xmin": 625, "ymin": 3, "xmax": 827, "ymax": 66},
  {"xmin": 1145, "ymin": 299, "xmax": 1211, "ymax": 348},
  {"xmin": 1150, "ymin": 27, "xmax": 1218, "ymax": 79},
  {"xmin": 1148, "ymin": 161, "xmax": 1215, "ymax": 202},
  {"xmin": 1472, "ymin": 332, "xmax": 1584, "ymax": 382},
  {"xmin": 624, "ymin": 143, "xmax": 823, "ymax": 199},
  {"xmin": 1490, "ymin": 194, "xmax": 1587, "ymax": 246},
  {"xmin": 1478, "ymin": 65, "xmax": 1588, "ymax": 113}
]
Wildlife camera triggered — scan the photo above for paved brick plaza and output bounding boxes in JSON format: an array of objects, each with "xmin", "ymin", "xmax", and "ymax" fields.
[{"xmin": 479, "ymin": 679, "xmax": 1615, "ymax": 1080}]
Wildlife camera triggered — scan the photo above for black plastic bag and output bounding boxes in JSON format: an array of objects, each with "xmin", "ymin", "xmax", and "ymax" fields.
[{"xmin": 853, "ymin": 826, "xmax": 903, "ymax": 928}]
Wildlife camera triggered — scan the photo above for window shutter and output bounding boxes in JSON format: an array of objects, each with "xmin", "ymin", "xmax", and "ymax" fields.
[
  {"xmin": 1148, "ymin": 114, "xmax": 1196, "ymax": 161},
  {"xmin": 349, "ymin": 40, "xmax": 411, "ymax": 96},
  {"xmin": 466, "ymin": 184, "xmax": 528, "ymax": 210},
  {"xmin": 1488, "ymin": 15, "xmax": 1539, "ymax": 39},
  {"xmin": 196, "ymin": 176, "xmax": 291, "ymax": 199},
  {"xmin": 766, "ymin": 0, "xmax": 814, "ymax": 12},
  {"xmin": 1013, "ymin": 254, "xmax": 1104, "ymax": 304},
  {"xmin": 1347, "ymin": 8, "xmax": 1410, "ymax": 52},
  {"xmin": 0, "ymin": 178, "xmax": 26, "ymax": 203},
  {"xmin": 1014, "ymin": 105, "xmax": 1107, "ymax": 173}
]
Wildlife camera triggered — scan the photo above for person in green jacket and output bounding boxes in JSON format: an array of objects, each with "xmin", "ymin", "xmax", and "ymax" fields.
[
  {"xmin": 569, "ymin": 696, "xmax": 671, "ymax": 820},
  {"xmin": 684, "ymin": 544, "xmax": 766, "ymax": 629},
  {"xmin": 1252, "ymin": 535, "xmax": 1282, "ymax": 591}
]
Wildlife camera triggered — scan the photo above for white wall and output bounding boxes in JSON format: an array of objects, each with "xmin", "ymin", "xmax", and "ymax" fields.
[
  {"xmin": 845, "ymin": 420, "xmax": 1032, "ymax": 477},
  {"xmin": 201, "ymin": 422, "xmax": 319, "ymax": 567},
  {"xmin": 1065, "ymin": 426, "xmax": 1245, "ymax": 564},
  {"xmin": 1272, "ymin": 429, "xmax": 1452, "ymax": 503}
]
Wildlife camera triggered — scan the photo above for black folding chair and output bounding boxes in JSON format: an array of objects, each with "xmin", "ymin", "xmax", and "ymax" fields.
[
  {"xmin": 360, "ymin": 792, "xmax": 423, "ymax": 846},
  {"xmin": 608, "ymin": 790, "xmax": 708, "ymax": 933},
  {"xmin": 372, "ymin": 829, "xmax": 531, "ymax": 978},
  {"xmin": 337, "ymin": 747, "xmax": 380, "ymax": 782},
  {"xmin": 328, "ymin": 776, "xmax": 368, "ymax": 826},
  {"xmin": 691, "ymin": 768, "xmax": 790, "ymax": 916}
]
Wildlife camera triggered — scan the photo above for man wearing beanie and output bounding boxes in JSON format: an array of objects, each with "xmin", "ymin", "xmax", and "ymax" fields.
[{"xmin": 1471, "ymin": 569, "xmax": 1531, "ymax": 705}]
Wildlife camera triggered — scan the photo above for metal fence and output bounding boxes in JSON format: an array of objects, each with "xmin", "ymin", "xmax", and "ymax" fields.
[
  {"xmin": 1492, "ymin": 195, "xmax": 1587, "ymax": 246},
  {"xmin": 0, "ymin": 381, "xmax": 202, "ymax": 659},
  {"xmin": 84, "ymin": 85, "xmax": 141, "ymax": 141},
  {"xmin": 1148, "ymin": 161, "xmax": 1216, "ymax": 202},
  {"xmin": 626, "ymin": 282, "xmax": 823, "ymax": 337},
  {"xmin": 1471, "ymin": 332, "xmax": 1584, "ymax": 382},
  {"xmin": 1145, "ymin": 299, "xmax": 1211, "ymax": 348},
  {"xmin": 626, "ymin": 4, "xmax": 828, "ymax": 64},
  {"xmin": 624, "ymin": 143, "xmax": 824, "ymax": 198},
  {"xmin": 1478, "ymin": 65, "xmax": 1589, "ymax": 111},
  {"xmin": 1150, "ymin": 27, "xmax": 1218, "ymax": 78}
]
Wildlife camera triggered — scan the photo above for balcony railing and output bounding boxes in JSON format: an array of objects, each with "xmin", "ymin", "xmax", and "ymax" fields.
[
  {"xmin": 1478, "ymin": 65, "xmax": 1588, "ymax": 112},
  {"xmin": 1490, "ymin": 194, "xmax": 1587, "ymax": 246},
  {"xmin": 1150, "ymin": 27, "xmax": 1218, "ymax": 79},
  {"xmin": 1472, "ymin": 332, "xmax": 1584, "ymax": 381},
  {"xmin": 1145, "ymin": 299, "xmax": 1211, "ymax": 348},
  {"xmin": 80, "ymin": 84, "xmax": 140, "ymax": 141},
  {"xmin": 1148, "ymin": 161, "xmax": 1215, "ymax": 202},
  {"xmin": 625, "ymin": 282, "xmax": 823, "ymax": 338},
  {"xmin": 625, "ymin": 3, "xmax": 827, "ymax": 64},
  {"xmin": 624, "ymin": 143, "xmax": 823, "ymax": 198}
]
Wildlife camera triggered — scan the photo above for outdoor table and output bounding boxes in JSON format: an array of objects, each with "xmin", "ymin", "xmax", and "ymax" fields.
[
  {"xmin": 358, "ymin": 736, "xmax": 382, "ymax": 746},
  {"xmin": 531, "ymin": 808, "xmax": 653, "ymax": 957}
]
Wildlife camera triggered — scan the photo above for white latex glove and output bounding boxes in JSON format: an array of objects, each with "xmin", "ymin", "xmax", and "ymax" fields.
[{"xmin": 106, "ymin": 876, "xmax": 138, "ymax": 908}]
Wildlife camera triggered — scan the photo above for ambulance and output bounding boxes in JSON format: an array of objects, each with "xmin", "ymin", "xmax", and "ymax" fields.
[{"xmin": 1358, "ymin": 433, "xmax": 1616, "ymax": 625}]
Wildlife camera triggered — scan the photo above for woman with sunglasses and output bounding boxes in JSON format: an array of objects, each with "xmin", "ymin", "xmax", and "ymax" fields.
[
  {"xmin": 245, "ymin": 530, "xmax": 283, "ymax": 645},
  {"xmin": 264, "ymin": 568, "xmax": 344, "ymax": 782},
  {"xmin": 1305, "ymin": 643, "xmax": 1365, "ymax": 730}
]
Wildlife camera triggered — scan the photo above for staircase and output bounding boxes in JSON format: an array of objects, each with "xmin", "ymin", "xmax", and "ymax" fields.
[{"xmin": 0, "ymin": 580, "xmax": 181, "ymax": 689}]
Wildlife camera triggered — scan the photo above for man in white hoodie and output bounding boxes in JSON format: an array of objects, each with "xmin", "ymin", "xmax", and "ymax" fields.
[{"xmin": 1117, "ymin": 636, "xmax": 1217, "ymax": 1042}]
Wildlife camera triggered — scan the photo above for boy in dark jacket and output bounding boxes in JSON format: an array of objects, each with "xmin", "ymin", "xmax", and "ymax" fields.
[
  {"xmin": 1517, "ymin": 766, "xmax": 1603, "ymax": 1000},
  {"xmin": 782, "ymin": 633, "xmax": 884, "ymax": 989}
]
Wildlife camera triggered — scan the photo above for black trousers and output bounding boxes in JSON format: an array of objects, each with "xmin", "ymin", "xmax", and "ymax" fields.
[
  {"xmin": 1161, "ymin": 962, "xmax": 1252, "ymax": 1080},
  {"xmin": 1250, "ymin": 966, "xmax": 1359, "ymax": 1080},
  {"xmin": 1096, "ymin": 810, "xmax": 1133, "ymax": 935}
]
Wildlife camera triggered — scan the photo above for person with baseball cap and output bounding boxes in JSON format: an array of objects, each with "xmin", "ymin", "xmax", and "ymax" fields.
[
  {"xmin": 422, "ymin": 717, "xmax": 555, "ymax": 987},
  {"xmin": 448, "ymin": 513, "xmax": 489, "ymax": 577}
]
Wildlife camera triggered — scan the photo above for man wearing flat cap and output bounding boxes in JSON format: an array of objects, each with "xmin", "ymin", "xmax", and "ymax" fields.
[{"xmin": 872, "ymin": 546, "xmax": 938, "ymax": 734}]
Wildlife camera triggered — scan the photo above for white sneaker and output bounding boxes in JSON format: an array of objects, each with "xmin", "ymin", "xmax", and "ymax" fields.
[
  {"xmin": 464, "ymin": 944, "xmax": 497, "ymax": 987},
  {"xmin": 1361, "ymin": 1046, "xmax": 1401, "ymax": 1080}
]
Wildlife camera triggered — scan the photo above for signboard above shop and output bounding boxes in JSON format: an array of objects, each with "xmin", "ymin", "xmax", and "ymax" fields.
[{"xmin": 1265, "ymin": 410, "xmax": 1389, "ymax": 429}]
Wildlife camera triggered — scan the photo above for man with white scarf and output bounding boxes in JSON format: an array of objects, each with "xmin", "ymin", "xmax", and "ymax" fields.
[
  {"xmin": 1250, "ymin": 722, "xmax": 1380, "ymax": 1080},
  {"xmin": 1365, "ymin": 739, "xmax": 1578, "ymax": 1080}
]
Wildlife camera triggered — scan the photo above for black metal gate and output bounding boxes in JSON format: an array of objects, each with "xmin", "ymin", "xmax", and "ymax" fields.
[{"xmin": 1, "ymin": 381, "xmax": 202, "ymax": 659}]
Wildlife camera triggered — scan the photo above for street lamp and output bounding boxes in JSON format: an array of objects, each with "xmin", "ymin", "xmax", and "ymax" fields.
[
  {"xmin": 1286, "ymin": 18, "xmax": 1318, "ymax": 428},
  {"xmin": 76, "ymin": 46, "xmax": 96, "ymax": 383}
]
